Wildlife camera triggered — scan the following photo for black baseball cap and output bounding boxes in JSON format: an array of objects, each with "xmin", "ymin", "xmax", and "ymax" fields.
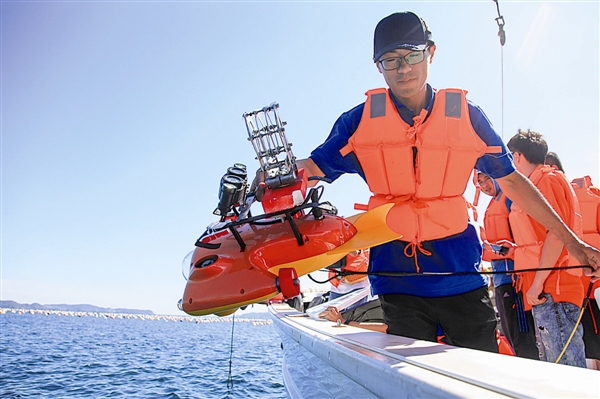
[{"xmin": 373, "ymin": 12, "xmax": 434, "ymax": 61}]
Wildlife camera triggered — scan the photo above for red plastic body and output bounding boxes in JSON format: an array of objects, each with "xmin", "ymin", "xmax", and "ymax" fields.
[
  {"xmin": 181, "ymin": 213, "xmax": 356, "ymax": 316},
  {"xmin": 278, "ymin": 268, "xmax": 300, "ymax": 298},
  {"xmin": 261, "ymin": 169, "xmax": 308, "ymax": 214}
]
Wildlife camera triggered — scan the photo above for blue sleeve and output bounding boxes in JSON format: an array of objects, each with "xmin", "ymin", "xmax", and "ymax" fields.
[
  {"xmin": 310, "ymin": 103, "xmax": 366, "ymax": 182},
  {"xmin": 505, "ymin": 196, "xmax": 513, "ymax": 212},
  {"xmin": 468, "ymin": 101, "xmax": 516, "ymax": 179}
]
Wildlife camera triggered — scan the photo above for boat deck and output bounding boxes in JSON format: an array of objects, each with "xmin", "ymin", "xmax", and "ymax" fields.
[{"xmin": 269, "ymin": 303, "xmax": 600, "ymax": 399}]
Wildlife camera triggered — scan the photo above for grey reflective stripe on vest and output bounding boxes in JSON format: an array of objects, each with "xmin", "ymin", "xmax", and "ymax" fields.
[
  {"xmin": 445, "ymin": 91, "xmax": 462, "ymax": 118},
  {"xmin": 370, "ymin": 93, "xmax": 387, "ymax": 118}
]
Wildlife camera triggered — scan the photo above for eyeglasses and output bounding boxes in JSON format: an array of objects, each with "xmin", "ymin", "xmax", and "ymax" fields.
[{"xmin": 378, "ymin": 48, "xmax": 429, "ymax": 71}]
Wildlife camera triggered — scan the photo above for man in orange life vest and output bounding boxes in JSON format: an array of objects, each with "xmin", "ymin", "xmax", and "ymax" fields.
[
  {"xmin": 477, "ymin": 172, "xmax": 538, "ymax": 359},
  {"xmin": 545, "ymin": 152, "xmax": 600, "ymax": 369},
  {"xmin": 327, "ymin": 249, "xmax": 371, "ymax": 300},
  {"xmin": 507, "ymin": 131, "xmax": 586, "ymax": 367},
  {"xmin": 251, "ymin": 11, "xmax": 600, "ymax": 352}
]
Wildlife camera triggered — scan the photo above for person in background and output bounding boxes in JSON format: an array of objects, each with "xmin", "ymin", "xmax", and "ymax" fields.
[
  {"xmin": 327, "ymin": 249, "xmax": 371, "ymax": 301},
  {"xmin": 318, "ymin": 305, "xmax": 388, "ymax": 332},
  {"xmin": 545, "ymin": 152, "xmax": 600, "ymax": 370},
  {"xmin": 319, "ymin": 249, "xmax": 386, "ymax": 326},
  {"xmin": 477, "ymin": 171, "xmax": 538, "ymax": 359},
  {"xmin": 544, "ymin": 151, "xmax": 564, "ymax": 173},
  {"xmin": 507, "ymin": 130, "xmax": 586, "ymax": 367},
  {"xmin": 252, "ymin": 11, "xmax": 600, "ymax": 353},
  {"xmin": 306, "ymin": 249, "xmax": 371, "ymax": 310}
]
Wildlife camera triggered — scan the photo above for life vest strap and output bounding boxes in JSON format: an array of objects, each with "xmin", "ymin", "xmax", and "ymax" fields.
[
  {"xmin": 467, "ymin": 201, "xmax": 479, "ymax": 223},
  {"xmin": 379, "ymin": 194, "xmax": 455, "ymax": 231},
  {"xmin": 403, "ymin": 241, "xmax": 432, "ymax": 273},
  {"xmin": 486, "ymin": 145, "xmax": 503, "ymax": 154},
  {"xmin": 354, "ymin": 203, "xmax": 369, "ymax": 211},
  {"xmin": 340, "ymin": 143, "xmax": 352, "ymax": 157}
]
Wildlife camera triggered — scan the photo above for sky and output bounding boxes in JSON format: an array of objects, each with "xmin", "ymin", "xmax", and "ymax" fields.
[{"xmin": 2, "ymin": 1, "xmax": 598, "ymax": 316}]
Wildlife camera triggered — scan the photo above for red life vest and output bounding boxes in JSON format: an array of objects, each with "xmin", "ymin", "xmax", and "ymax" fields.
[
  {"xmin": 509, "ymin": 166, "xmax": 583, "ymax": 277},
  {"xmin": 571, "ymin": 175, "xmax": 600, "ymax": 249},
  {"xmin": 340, "ymin": 88, "xmax": 501, "ymax": 246}
]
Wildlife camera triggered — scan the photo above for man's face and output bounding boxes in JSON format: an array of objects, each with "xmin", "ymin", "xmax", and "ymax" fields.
[
  {"xmin": 477, "ymin": 174, "xmax": 496, "ymax": 197},
  {"xmin": 511, "ymin": 151, "xmax": 525, "ymax": 174},
  {"xmin": 376, "ymin": 45, "xmax": 435, "ymax": 106}
]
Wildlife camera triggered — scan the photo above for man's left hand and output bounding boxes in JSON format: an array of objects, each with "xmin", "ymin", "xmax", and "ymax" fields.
[
  {"xmin": 526, "ymin": 282, "xmax": 547, "ymax": 307},
  {"xmin": 318, "ymin": 306, "xmax": 345, "ymax": 324}
]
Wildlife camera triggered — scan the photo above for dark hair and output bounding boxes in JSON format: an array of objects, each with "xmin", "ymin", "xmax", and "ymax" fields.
[
  {"xmin": 506, "ymin": 129, "xmax": 548, "ymax": 165},
  {"xmin": 545, "ymin": 151, "xmax": 564, "ymax": 172}
]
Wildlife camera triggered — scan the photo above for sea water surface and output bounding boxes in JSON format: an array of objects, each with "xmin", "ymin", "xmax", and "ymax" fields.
[{"xmin": 0, "ymin": 311, "xmax": 285, "ymax": 398}]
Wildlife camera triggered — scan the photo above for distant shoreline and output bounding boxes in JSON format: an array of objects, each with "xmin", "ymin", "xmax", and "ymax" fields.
[
  {"xmin": 0, "ymin": 300, "xmax": 273, "ymax": 322},
  {"xmin": 1, "ymin": 306, "xmax": 273, "ymax": 324},
  {"xmin": 0, "ymin": 300, "xmax": 153, "ymax": 315}
]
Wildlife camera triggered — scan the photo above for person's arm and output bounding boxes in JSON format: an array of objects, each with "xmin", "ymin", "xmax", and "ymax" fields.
[
  {"xmin": 496, "ymin": 170, "xmax": 600, "ymax": 273},
  {"xmin": 318, "ymin": 306, "xmax": 388, "ymax": 333},
  {"xmin": 249, "ymin": 157, "xmax": 325, "ymax": 200},
  {"xmin": 296, "ymin": 158, "xmax": 325, "ymax": 187},
  {"xmin": 526, "ymin": 232, "xmax": 563, "ymax": 306},
  {"xmin": 344, "ymin": 320, "xmax": 389, "ymax": 333}
]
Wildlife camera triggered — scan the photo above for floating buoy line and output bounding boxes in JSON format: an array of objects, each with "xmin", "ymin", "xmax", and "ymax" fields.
[{"xmin": 0, "ymin": 307, "xmax": 272, "ymax": 325}]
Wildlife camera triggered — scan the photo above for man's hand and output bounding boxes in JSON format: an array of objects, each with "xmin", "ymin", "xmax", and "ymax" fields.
[
  {"xmin": 249, "ymin": 169, "xmax": 266, "ymax": 201},
  {"xmin": 318, "ymin": 306, "xmax": 345, "ymax": 324},
  {"xmin": 248, "ymin": 158, "xmax": 326, "ymax": 202},
  {"xmin": 526, "ymin": 280, "xmax": 547, "ymax": 307},
  {"xmin": 493, "ymin": 240, "xmax": 516, "ymax": 258},
  {"xmin": 563, "ymin": 239, "xmax": 600, "ymax": 281},
  {"xmin": 584, "ymin": 268, "xmax": 600, "ymax": 283},
  {"xmin": 576, "ymin": 242, "xmax": 600, "ymax": 282}
]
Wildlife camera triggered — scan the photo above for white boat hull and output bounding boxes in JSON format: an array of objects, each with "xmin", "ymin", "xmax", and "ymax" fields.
[{"xmin": 269, "ymin": 303, "xmax": 600, "ymax": 399}]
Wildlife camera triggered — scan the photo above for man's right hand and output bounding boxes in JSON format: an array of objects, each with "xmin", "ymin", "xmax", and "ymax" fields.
[
  {"xmin": 249, "ymin": 169, "xmax": 266, "ymax": 201},
  {"xmin": 249, "ymin": 158, "xmax": 327, "ymax": 202},
  {"xmin": 494, "ymin": 240, "xmax": 516, "ymax": 258}
]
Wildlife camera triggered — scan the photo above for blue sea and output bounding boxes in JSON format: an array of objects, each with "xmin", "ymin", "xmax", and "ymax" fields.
[{"xmin": 0, "ymin": 311, "xmax": 286, "ymax": 398}]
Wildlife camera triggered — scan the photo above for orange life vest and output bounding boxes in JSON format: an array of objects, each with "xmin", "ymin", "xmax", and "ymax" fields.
[
  {"xmin": 571, "ymin": 176, "xmax": 600, "ymax": 298},
  {"xmin": 509, "ymin": 166, "xmax": 583, "ymax": 277},
  {"xmin": 340, "ymin": 88, "xmax": 501, "ymax": 246},
  {"xmin": 483, "ymin": 191, "xmax": 513, "ymax": 244},
  {"xmin": 571, "ymin": 175, "xmax": 600, "ymax": 249},
  {"xmin": 328, "ymin": 249, "xmax": 370, "ymax": 288}
]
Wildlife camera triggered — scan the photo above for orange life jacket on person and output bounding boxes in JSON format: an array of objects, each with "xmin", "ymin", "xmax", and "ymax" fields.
[
  {"xmin": 571, "ymin": 175, "xmax": 600, "ymax": 249},
  {"xmin": 509, "ymin": 166, "xmax": 583, "ymax": 277},
  {"xmin": 339, "ymin": 88, "xmax": 501, "ymax": 251},
  {"xmin": 328, "ymin": 249, "xmax": 370, "ymax": 288},
  {"xmin": 480, "ymin": 190, "xmax": 515, "ymax": 263},
  {"xmin": 571, "ymin": 176, "xmax": 600, "ymax": 299},
  {"xmin": 484, "ymin": 191, "xmax": 513, "ymax": 245}
]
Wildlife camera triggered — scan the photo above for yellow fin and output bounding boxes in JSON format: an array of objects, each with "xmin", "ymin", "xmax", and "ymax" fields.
[
  {"xmin": 326, "ymin": 203, "xmax": 401, "ymax": 255},
  {"xmin": 268, "ymin": 203, "xmax": 401, "ymax": 275},
  {"xmin": 268, "ymin": 252, "xmax": 348, "ymax": 276}
]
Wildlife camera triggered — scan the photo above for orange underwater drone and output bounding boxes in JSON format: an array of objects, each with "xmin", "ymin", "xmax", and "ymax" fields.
[{"xmin": 178, "ymin": 103, "xmax": 401, "ymax": 317}]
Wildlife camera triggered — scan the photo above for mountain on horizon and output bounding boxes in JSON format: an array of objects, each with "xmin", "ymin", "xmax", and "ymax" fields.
[{"xmin": 0, "ymin": 300, "xmax": 154, "ymax": 315}]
